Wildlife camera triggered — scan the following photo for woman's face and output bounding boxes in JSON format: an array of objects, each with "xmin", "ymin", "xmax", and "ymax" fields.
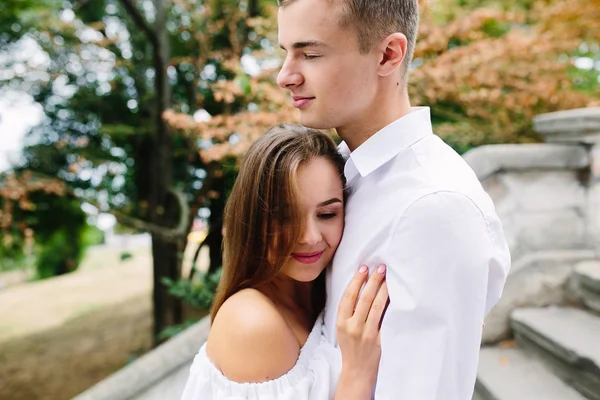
[{"xmin": 280, "ymin": 156, "xmax": 345, "ymax": 282}]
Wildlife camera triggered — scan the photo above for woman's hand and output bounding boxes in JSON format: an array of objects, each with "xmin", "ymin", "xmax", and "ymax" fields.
[{"xmin": 334, "ymin": 264, "xmax": 389, "ymax": 400}]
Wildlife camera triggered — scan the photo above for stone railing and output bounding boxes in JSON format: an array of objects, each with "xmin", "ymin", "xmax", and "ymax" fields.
[
  {"xmin": 465, "ymin": 143, "xmax": 590, "ymax": 263},
  {"xmin": 467, "ymin": 107, "xmax": 600, "ymax": 343}
]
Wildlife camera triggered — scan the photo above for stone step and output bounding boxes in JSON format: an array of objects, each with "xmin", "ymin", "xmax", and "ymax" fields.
[
  {"xmin": 475, "ymin": 347, "xmax": 587, "ymax": 400},
  {"xmin": 574, "ymin": 261, "xmax": 600, "ymax": 313},
  {"xmin": 511, "ymin": 307, "xmax": 600, "ymax": 400}
]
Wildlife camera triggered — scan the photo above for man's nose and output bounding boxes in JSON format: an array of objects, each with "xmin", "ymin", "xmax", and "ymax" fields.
[{"xmin": 277, "ymin": 58, "xmax": 303, "ymax": 89}]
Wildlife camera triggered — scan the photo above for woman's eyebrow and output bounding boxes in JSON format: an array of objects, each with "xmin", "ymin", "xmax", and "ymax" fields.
[{"xmin": 317, "ymin": 198, "xmax": 342, "ymax": 207}]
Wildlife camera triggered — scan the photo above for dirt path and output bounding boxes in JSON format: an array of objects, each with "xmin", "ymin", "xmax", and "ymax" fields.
[
  {"xmin": 0, "ymin": 240, "xmax": 209, "ymax": 400},
  {"xmin": 0, "ymin": 245, "xmax": 153, "ymax": 400},
  {"xmin": 0, "ymin": 294, "xmax": 152, "ymax": 400},
  {"xmin": 0, "ymin": 246, "xmax": 152, "ymax": 344}
]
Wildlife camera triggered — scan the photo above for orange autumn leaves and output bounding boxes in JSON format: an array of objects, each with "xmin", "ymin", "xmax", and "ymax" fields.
[
  {"xmin": 0, "ymin": 172, "xmax": 66, "ymax": 244},
  {"xmin": 411, "ymin": 0, "xmax": 600, "ymax": 147},
  {"xmin": 163, "ymin": 0, "xmax": 599, "ymax": 157}
]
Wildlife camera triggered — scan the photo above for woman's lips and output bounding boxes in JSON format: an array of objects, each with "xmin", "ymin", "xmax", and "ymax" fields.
[{"xmin": 292, "ymin": 250, "xmax": 324, "ymax": 264}]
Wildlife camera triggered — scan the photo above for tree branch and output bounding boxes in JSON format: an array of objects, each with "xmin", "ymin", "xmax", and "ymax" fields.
[
  {"xmin": 16, "ymin": 170, "xmax": 190, "ymax": 243},
  {"xmin": 87, "ymin": 188, "xmax": 190, "ymax": 243},
  {"xmin": 118, "ymin": 0, "xmax": 159, "ymax": 49}
]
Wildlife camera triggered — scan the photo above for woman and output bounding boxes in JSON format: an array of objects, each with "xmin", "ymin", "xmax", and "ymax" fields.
[{"xmin": 181, "ymin": 124, "xmax": 388, "ymax": 399}]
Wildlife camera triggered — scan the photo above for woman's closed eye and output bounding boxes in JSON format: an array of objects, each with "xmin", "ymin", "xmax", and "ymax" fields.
[{"xmin": 318, "ymin": 212, "xmax": 337, "ymax": 220}]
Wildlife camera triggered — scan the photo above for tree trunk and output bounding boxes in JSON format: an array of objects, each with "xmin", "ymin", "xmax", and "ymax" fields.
[
  {"xmin": 206, "ymin": 194, "xmax": 224, "ymax": 275},
  {"xmin": 249, "ymin": 0, "xmax": 260, "ymax": 17},
  {"xmin": 149, "ymin": 0, "xmax": 180, "ymax": 345},
  {"xmin": 205, "ymin": 166, "xmax": 225, "ymax": 275}
]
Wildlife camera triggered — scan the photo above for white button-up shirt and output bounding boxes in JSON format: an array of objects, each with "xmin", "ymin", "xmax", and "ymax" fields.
[{"xmin": 324, "ymin": 107, "xmax": 511, "ymax": 400}]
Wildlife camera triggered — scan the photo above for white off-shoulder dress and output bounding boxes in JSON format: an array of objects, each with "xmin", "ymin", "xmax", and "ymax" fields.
[{"xmin": 180, "ymin": 314, "xmax": 341, "ymax": 400}]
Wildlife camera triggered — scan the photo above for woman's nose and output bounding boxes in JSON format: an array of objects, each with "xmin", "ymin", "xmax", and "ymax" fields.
[{"xmin": 299, "ymin": 220, "xmax": 321, "ymax": 245}]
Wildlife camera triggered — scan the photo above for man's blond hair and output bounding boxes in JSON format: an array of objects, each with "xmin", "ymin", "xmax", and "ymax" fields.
[{"xmin": 278, "ymin": 0, "xmax": 419, "ymax": 75}]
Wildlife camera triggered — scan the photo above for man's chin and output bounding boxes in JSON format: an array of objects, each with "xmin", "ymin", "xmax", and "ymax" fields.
[{"xmin": 299, "ymin": 113, "xmax": 334, "ymax": 130}]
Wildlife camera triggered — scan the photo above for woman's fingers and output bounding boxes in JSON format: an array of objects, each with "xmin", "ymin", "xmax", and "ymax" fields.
[
  {"xmin": 352, "ymin": 264, "xmax": 386, "ymax": 322},
  {"xmin": 366, "ymin": 281, "xmax": 388, "ymax": 333},
  {"xmin": 337, "ymin": 265, "xmax": 368, "ymax": 320}
]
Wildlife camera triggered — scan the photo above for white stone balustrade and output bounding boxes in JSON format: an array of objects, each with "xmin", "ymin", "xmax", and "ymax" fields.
[{"xmin": 475, "ymin": 107, "xmax": 600, "ymax": 343}]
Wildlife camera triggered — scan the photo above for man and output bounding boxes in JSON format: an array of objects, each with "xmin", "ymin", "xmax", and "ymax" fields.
[{"xmin": 276, "ymin": 0, "xmax": 511, "ymax": 399}]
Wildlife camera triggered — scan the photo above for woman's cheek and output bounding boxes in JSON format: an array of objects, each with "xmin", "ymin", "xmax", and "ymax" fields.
[{"xmin": 331, "ymin": 218, "xmax": 344, "ymax": 249}]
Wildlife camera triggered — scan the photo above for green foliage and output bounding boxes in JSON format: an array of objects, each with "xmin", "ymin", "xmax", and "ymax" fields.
[
  {"xmin": 0, "ymin": 0, "xmax": 61, "ymax": 46},
  {"xmin": 569, "ymin": 44, "xmax": 600, "ymax": 96},
  {"xmin": 0, "ymin": 237, "xmax": 31, "ymax": 272},
  {"xmin": 35, "ymin": 229, "xmax": 82, "ymax": 279},
  {"xmin": 157, "ymin": 267, "xmax": 222, "ymax": 340},
  {"xmin": 162, "ymin": 267, "xmax": 222, "ymax": 311},
  {"xmin": 0, "ymin": 175, "xmax": 96, "ymax": 277},
  {"xmin": 33, "ymin": 222, "xmax": 103, "ymax": 279},
  {"xmin": 30, "ymin": 193, "xmax": 91, "ymax": 278},
  {"xmin": 480, "ymin": 18, "xmax": 512, "ymax": 38},
  {"xmin": 81, "ymin": 224, "xmax": 105, "ymax": 247},
  {"xmin": 156, "ymin": 319, "xmax": 199, "ymax": 341}
]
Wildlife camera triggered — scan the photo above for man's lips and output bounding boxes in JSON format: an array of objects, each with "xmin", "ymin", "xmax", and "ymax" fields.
[
  {"xmin": 292, "ymin": 96, "xmax": 314, "ymax": 108},
  {"xmin": 292, "ymin": 250, "xmax": 324, "ymax": 264}
]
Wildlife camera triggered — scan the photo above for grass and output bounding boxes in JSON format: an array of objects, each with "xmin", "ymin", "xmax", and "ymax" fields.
[
  {"xmin": 0, "ymin": 240, "xmax": 209, "ymax": 400},
  {"xmin": 0, "ymin": 295, "xmax": 152, "ymax": 400}
]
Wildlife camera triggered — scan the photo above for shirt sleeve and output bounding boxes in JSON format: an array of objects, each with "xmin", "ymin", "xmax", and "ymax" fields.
[{"xmin": 374, "ymin": 191, "xmax": 510, "ymax": 400}]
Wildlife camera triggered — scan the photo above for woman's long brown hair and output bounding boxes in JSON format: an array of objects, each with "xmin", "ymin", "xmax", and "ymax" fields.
[{"xmin": 210, "ymin": 124, "xmax": 346, "ymax": 322}]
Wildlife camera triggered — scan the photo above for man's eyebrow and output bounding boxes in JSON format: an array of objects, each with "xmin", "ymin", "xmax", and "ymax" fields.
[
  {"xmin": 279, "ymin": 41, "xmax": 327, "ymax": 51},
  {"xmin": 317, "ymin": 198, "xmax": 343, "ymax": 207}
]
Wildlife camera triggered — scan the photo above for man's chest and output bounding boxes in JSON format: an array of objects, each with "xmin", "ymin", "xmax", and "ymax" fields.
[{"xmin": 329, "ymin": 181, "xmax": 416, "ymax": 292}]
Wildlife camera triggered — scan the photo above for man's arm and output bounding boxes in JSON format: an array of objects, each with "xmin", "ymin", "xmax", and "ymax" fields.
[{"xmin": 374, "ymin": 191, "xmax": 510, "ymax": 399}]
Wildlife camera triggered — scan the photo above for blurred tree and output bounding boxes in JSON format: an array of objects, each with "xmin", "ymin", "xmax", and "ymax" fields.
[
  {"xmin": 0, "ymin": 171, "xmax": 66, "ymax": 272},
  {"xmin": 0, "ymin": 0, "xmax": 289, "ymax": 343},
  {"xmin": 412, "ymin": 0, "xmax": 600, "ymax": 152}
]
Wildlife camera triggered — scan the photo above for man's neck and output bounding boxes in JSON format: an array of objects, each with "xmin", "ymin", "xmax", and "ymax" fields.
[{"xmin": 338, "ymin": 89, "xmax": 412, "ymax": 152}]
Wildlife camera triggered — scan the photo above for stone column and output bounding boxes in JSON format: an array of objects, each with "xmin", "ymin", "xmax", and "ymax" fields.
[
  {"xmin": 534, "ymin": 107, "xmax": 600, "ymax": 256},
  {"xmin": 589, "ymin": 145, "xmax": 600, "ymax": 256}
]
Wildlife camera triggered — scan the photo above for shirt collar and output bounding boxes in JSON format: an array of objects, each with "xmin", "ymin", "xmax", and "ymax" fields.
[{"xmin": 338, "ymin": 107, "xmax": 433, "ymax": 183}]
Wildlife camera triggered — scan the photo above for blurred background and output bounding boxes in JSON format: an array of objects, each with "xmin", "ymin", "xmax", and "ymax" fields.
[{"xmin": 0, "ymin": 0, "xmax": 598, "ymax": 399}]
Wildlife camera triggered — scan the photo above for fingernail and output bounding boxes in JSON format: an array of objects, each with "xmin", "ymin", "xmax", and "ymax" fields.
[
  {"xmin": 358, "ymin": 265, "xmax": 368, "ymax": 274},
  {"xmin": 377, "ymin": 264, "xmax": 386, "ymax": 274}
]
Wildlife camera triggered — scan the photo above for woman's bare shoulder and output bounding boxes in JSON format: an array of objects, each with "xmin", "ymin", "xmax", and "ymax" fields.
[{"xmin": 206, "ymin": 288, "xmax": 300, "ymax": 383}]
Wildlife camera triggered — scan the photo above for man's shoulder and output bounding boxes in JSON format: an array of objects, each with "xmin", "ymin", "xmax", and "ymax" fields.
[
  {"xmin": 417, "ymin": 136, "xmax": 480, "ymax": 181},
  {"xmin": 403, "ymin": 136, "xmax": 494, "ymax": 209}
]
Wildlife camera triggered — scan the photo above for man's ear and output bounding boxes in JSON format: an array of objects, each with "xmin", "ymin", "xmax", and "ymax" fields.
[{"xmin": 377, "ymin": 32, "xmax": 408, "ymax": 77}]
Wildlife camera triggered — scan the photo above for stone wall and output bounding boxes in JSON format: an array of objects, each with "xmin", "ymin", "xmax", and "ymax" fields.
[
  {"xmin": 466, "ymin": 107, "xmax": 600, "ymax": 343},
  {"xmin": 465, "ymin": 144, "xmax": 590, "ymax": 263}
]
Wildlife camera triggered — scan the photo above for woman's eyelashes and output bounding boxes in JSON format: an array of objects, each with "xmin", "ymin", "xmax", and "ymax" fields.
[{"xmin": 317, "ymin": 212, "xmax": 337, "ymax": 220}]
